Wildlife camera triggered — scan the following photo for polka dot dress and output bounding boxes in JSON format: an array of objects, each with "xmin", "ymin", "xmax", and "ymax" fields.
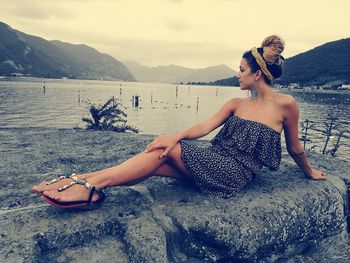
[{"xmin": 180, "ymin": 115, "xmax": 282, "ymax": 198}]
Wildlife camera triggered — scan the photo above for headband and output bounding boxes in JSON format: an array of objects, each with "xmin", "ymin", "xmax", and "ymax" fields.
[{"xmin": 250, "ymin": 47, "xmax": 274, "ymax": 80}]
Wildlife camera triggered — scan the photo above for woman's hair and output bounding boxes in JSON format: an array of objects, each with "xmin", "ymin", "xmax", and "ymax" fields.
[{"xmin": 243, "ymin": 35, "xmax": 285, "ymax": 84}]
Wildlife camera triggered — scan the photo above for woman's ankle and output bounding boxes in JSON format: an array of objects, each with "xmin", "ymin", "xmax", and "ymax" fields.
[{"xmin": 88, "ymin": 174, "xmax": 110, "ymax": 189}]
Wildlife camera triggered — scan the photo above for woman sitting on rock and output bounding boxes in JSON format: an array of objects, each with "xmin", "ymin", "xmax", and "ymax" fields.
[{"xmin": 32, "ymin": 35, "xmax": 327, "ymax": 209}]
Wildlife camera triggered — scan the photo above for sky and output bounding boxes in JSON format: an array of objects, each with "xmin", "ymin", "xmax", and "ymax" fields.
[{"xmin": 1, "ymin": 0, "xmax": 349, "ymax": 70}]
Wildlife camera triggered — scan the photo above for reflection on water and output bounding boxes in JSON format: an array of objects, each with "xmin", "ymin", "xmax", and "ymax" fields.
[{"xmin": 0, "ymin": 78, "xmax": 349, "ymax": 160}]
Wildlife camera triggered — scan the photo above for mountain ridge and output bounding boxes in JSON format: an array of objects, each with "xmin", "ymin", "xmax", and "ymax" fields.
[
  {"xmin": 123, "ymin": 60, "xmax": 235, "ymax": 83},
  {"xmin": 0, "ymin": 22, "xmax": 135, "ymax": 81}
]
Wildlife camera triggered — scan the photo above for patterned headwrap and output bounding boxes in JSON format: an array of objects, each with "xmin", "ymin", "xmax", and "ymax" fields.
[{"xmin": 250, "ymin": 47, "xmax": 274, "ymax": 80}]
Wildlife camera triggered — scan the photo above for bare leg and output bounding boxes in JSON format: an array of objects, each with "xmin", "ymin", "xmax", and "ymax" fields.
[
  {"xmin": 123, "ymin": 161, "xmax": 189, "ymax": 186},
  {"xmin": 42, "ymin": 143, "xmax": 191, "ymax": 202},
  {"xmin": 33, "ymin": 162, "xmax": 186, "ymax": 192},
  {"xmin": 95, "ymin": 143, "xmax": 191, "ymax": 187},
  {"xmin": 33, "ymin": 145, "xmax": 188, "ymax": 193}
]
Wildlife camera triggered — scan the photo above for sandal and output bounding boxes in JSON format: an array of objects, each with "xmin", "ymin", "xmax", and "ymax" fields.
[
  {"xmin": 32, "ymin": 173, "xmax": 79, "ymax": 194},
  {"xmin": 42, "ymin": 177, "xmax": 106, "ymax": 210}
]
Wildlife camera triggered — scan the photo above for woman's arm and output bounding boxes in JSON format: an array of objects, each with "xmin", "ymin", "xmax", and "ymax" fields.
[
  {"xmin": 282, "ymin": 96, "xmax": 327, "ymax": 180},
  {"xmin": 174, "ymin": 98, "xmax": 240, "ymax": 140},
  {"xmin": 145, "ymin": 98, "xmax": 240, "ymax": 157}
]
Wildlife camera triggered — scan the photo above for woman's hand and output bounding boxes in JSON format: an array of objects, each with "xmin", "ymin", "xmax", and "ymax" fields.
[
  {"xmin": 144, "ymin": 134, "xmax": 179, "ymax": 158},
  {"xmin": 307, "ymin": 169, "xmax": 327, "ymax": 180}
]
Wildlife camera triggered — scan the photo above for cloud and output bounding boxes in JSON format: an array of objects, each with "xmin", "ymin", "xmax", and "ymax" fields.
[
  {"xmin": 164, "ymin": 0, "xmax": 182, "ymax": 3},
  {"xmin": 88, "ymin": 36, "xmax": 241, "ymax": 68},
  {"xmin": 0, "ymin": 1, "xmax": 76, "ymax": 20},
  {"xmin": 213, "ymin": 0, "xmax": 242, "ymax": 2},
  {"xmin": 1, "ymin": 0, "xmax": 349, "ymax": 68},
  {"xmin": 163, "ymin": 18, "xmax": 191, "ymax": 31}
]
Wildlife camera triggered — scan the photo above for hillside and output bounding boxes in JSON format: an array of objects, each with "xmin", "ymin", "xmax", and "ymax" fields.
[
  {"xmin": 0, "ymin": 22, "xmax": 135, "ymax": 81},
  {"xmin": 278, "ymin": 38, "xmax": 350, "ymax": 85}
]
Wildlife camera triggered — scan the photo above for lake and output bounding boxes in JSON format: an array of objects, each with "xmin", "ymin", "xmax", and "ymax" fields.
[{"xmin": 0, "ymin": 77, "xmax": 349, "ymax": 161}]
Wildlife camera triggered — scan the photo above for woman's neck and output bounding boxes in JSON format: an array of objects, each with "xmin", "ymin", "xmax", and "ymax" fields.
[{"xmin": 250, "ymin": 81, "xmax": 274, "ymax": 101}]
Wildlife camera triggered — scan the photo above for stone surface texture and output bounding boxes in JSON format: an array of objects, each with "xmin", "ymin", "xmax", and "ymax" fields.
[{"xmin": 0, "ymin": 128, "xmax": 349, "ymax": 262}]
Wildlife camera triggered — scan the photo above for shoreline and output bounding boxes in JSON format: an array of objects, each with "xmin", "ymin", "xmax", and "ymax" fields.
[
  {"xmin": 1, "ymin": 77, "xmax": 350, "ymax": 95},
  {"xmin": 275, "ymin": 88, "xmax": 350, "ymax": 95}
]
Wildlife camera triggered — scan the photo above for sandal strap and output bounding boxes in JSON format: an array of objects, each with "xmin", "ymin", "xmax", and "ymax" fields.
[
  {"xmin": 86, "ymin": 187, "xmax": 105, "ymax": 204},
  {"xmin": 46, "ymin": 173, "xmax": 77, "ymax": 185},
  {"xmin": 58, "ymin": 180, "xmax": 78, "ymax": 191},
  {"xmin": 58, "ymin": 177, "xmax": 105, "ymax": 204}
]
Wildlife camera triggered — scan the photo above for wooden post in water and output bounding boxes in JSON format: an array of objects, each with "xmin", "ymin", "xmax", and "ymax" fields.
[
  {"xmin": 120, "ymin": 87, "xmax": 122, "ymax": 97},
  {"xmin": 216, "ymin": 87, "xmax": 218, "ymax": 97},
  {"xmin": 43, "ymin": 81, "xmax": 46, "ymax": 94},
  {"xmin": 151, "ymin": 92, "xmax": 153, "ymax": 104},
  {"xmin": 176, "ymin": 85, "xmax": 178, "ymax": 98},
  {"xmin": 132, "ymin": 95, "xmax": 140, "ymax": 107},
  {"xmin": 196, "ymin": 96, "xmax": 199, "ymax": 111},
  {"xmin": 78, "ymin": 91, "xmax": 80, "ymax": 104},
  {"xmin": 134, "ymin": 95, "xmax": 140, "ymax": 107}
]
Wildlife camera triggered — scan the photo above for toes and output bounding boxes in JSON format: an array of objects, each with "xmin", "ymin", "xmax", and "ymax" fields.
[
  {"xmin": 33, "ymin": 182, "xmax": 49, "ymax": 192},
  {"xmin": 43, "ymin": 191, "xmax": 57, "ymax": 200},
  {"xmin": 38, "ymin": 181, "xmax": 48, "ymax": 186},
  {"xmin": 43, "ymin": 191, "xmax": 68, "ymax": 202},
  {"xmin": 32, "ymin": 185, "xmax": 43, "ymax": 192}
]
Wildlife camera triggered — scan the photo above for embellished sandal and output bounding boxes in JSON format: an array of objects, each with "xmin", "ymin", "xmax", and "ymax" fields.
[
  {"xmin": 32, "ymin": 173, "xmax": 79, "ymax": 194},
  {"xmin": 42, "ymin": 177, "xmax": 106, "ymax": 210}
]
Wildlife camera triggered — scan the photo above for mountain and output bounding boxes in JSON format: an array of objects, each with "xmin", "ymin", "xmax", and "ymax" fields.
[
  {"xmin": 277, "ymin": 38, "xmax": 350, "ymax": 86},
  {"xmin": 0, "ymin": 22, "xmax": 135, "ymax": 81},
  {"xmin": 206, "ymin": 76, "xmax": 239, "ymax": 87},
  {"xmin": 123, "ymin": 60, "xmax": 234, "ymax": 83}
]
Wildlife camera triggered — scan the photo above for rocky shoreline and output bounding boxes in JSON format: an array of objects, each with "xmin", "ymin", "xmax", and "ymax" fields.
[{"xmin": 0, "ymin": 128, "xmax": 349, "ymax": 262}]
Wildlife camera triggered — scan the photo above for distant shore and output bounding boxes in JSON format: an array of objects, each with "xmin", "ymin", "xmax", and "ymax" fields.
[
  {"xmin": 274, "ymin": 88, "xmax": 350, "ymax": 95},
  {"xmin": 1, "ymin": 76, "xmax": 350, "ymax": 95}
]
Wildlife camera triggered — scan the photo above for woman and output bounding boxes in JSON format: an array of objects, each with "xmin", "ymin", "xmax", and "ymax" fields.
[{"xmin": 32, "ymin": 35, "xmax": 327, "ymax": 209}]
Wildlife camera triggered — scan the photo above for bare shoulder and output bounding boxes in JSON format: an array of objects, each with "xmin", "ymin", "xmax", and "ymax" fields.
[
  {"xmin": 224, "ymin": 97, "xmax": 245, "ymax": 109},
  {"xmin": 227, "ymin": 97, "xmax": 246, "ymax": 103},
  {"xmin": 231, "ymin": 97, "xmax": 250, "ymax": 106},
  {"xmin": 273, "ymin": 93, "xmax": 299, "ymax": 122},
  {"xmin": 273, "ymin": 93, "xmax": 297, "ymax": 108}
]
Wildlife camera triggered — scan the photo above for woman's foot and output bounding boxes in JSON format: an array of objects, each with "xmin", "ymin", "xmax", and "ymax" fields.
[
  {"xmin": 42, "ymin": 177, "xmax": 106, "ymax": 204},
  {"xmin": 32, "ymin": 173, "xmax": 89, "ymax": 194}
]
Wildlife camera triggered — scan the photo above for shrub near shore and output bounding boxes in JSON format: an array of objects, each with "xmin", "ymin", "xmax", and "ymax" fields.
[{"xmin": 82, "ymin": 96, "xmax": 140, "ymax": 133}]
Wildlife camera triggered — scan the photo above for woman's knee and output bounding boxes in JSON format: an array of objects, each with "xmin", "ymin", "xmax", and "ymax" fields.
[
  {"xmin": 167, "ymin": 143, "xmax": 191, "ymax": 176},
  {"xmin": 167, "ymin": 142, "xmax": 182, "ymax": 159}
]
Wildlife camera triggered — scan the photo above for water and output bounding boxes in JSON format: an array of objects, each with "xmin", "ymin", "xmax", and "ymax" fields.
[{"xmin": 0, "ymin": 78, "xmax": 349, "ymax": 160}]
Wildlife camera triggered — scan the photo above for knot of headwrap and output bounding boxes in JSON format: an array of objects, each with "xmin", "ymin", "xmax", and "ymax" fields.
[{"xmin": 250, "ymin": 47, "xmax": 274, "ymax": 80}]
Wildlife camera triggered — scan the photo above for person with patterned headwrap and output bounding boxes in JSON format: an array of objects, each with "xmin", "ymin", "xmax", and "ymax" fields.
[{"xmin": 33, "ymin": 35, "xmax": 327, "ymax": 209}]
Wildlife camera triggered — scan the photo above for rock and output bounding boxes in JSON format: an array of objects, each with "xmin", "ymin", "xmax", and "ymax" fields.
[{"xmin": 0, "ymin": 128, "xmax": 349, "ymax": 262}]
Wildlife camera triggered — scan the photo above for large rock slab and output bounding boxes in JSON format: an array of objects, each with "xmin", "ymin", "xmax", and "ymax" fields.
[{"xmin": 0, "ymin": 128, "xmax": 349, "ymax": 262}]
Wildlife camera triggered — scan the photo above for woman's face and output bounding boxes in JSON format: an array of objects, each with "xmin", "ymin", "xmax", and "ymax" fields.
[{"xmin": 236, "ymin": 59, "xmax": 257, "ymax": 90}]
